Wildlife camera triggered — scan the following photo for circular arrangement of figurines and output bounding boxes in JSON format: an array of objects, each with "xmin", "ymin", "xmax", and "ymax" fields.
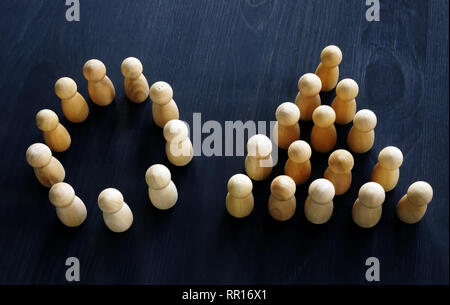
[{"xmin": 26, "ymin": 46, "xmax": 433, "ymax": 233}]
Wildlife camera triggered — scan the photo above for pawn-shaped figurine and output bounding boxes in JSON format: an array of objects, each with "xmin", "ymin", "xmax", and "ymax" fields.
[
  {"xmin": 352, "ymin": 182, "xmax": 385, "ymax": 228},
  {"xmin": 295, "ymin": 73, "xmax": 322, "ymax": 121},
  {"xmin": 315, "ymin": 45, "xmax": 342, "ymax": 92},
  {"xmin": 54, "ymin": 77, "xmax": 89, "ymax": 123},
  {"xmin": 26, "ymin": 143, "xmax": 65, "ymax": 187},
  {"xmin": 284, "ymin": 140, "xmax": 311, "ymax": 185},
  {"xmin": 324, "ymin": 149, "xmax": 354, "ymax": 195},
  {"xmin": 145, "ymin": 164, "xmax": 178, "ymax": 210},
  {"xmin": 311, "ymin": 105, "xmax": 337, "ymax": 153},
  {"xmin": 304, "ymin": 178, "xmax": 335, "ymax": 224},
  {"xmin": 36, "ymin": 109, "xmax": 71, "ymax": 152},
  {"xmin": 121, "ymin": 57, "xmax": 150, "ymax": 103},
  {"xmin": 83, "ymin": 59, "xmax": 115, "ymax": 106},
  {"xmin": 274, "ymin": 102, "xmax": 300, "ymax": 149},
  {"xmin": 371, "ymin": 146, "xmax": 403, "ymax": 192},
  {"xmin": 245, "ymin": 134, "xmax": 273, "ymax": 181},
  {"xmin": 332, "ymin": 78, "xmax": 359, "ymax": 125},
  {"xmin": 268, "ymin": 175, "xmax": 296, "ymax": 221},
  {"xmin": 397, "ymin": 181, "xmax": 433, "ymax": 224},
  {"xmin": 163, "ymin": 120, "xmax": 193, "ymax": 166},
  {"xmin": 98, "ymin": 188, "xmax": 133, "ymax": 233},
  {"xmin": 150, "ymin": 81, "xmax": 180, "ymax": 128},
  {"xmin": 347, "ymin": 109, "xmax": 377, "ymax": 154},
  {"xmin": 226, "ymin": 174, "xmax": 254, "ymax": 218},
  {"xmin": 49, "ymin": 182, "xmax": 87, "ymax": 227}
]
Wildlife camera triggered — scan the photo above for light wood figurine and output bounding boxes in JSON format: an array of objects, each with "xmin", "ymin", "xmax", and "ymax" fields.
[
  {"xmin": 324, "ymin": 149, "xmax": 354, "ymax": 195},
  {"xmin": 163, "ymin": 120, "xmax": 193, "ymax": 166},
  {"xmin": 371, "ymin": 146, "xmax": 403, "ymax": 192},
  {"xmin": 284, "ymin": 140, "xmax": 311, "ymax": 185},
  {"xmin": 83, "ymin": 59, "xmax": 115, "ymax": 106},
  {"xmin": 347, "ymin": 109, "xmax": 377, "ymax": 154},
  {"xmin": 36, "ymin": 109, "xmax": 71, "ymax": 152},
  {"xmin": 245, "ymin": 134, "xmax": 273, "ymax": 181},
  {"xmin": 268, "ymin": 175, "xmax": 296, "ymax": 221},
  {"xmin": 332, "ymin": 78, "xmax": 359, "ymax": 125},
  {"xmin": 49, "ymin": 182, "xmax": 87, "ymax": 227},
  {"xmin": 397, "ymin": 181, "xmax": 433, "ymax": 224},
  {"xmin": 311, "ymin": 105, "xmax": 337, "ymax": 153},
  {"xmin": 295, "ymin": 73, "xmax": 321, "ymax": 121},
  {"xmin": 98, "ymin": 188, "xmax": 133, "ymax": 233},
  {"xmin": 121, "ymin": 57, "xmax": 149, "ymax": 103},
  {"xmin": 26, "ymin": 143, "xmax": 65, "ymax": 187},
  {"xmin": 315, "ymin": 45, "xmax": 342, "ymax": 92},
  {"xmin": 54, "ymin": 77, "xmax": 89, "ymax": 123},
  {"xmin": 304, "ymin": 178, "xmax": 335, "ymax": 224},
  {"xmin": 226, "ymin": 174, "xmax": 254, "ymax": 218},
  {"xmin": 352, "ymin": 182, "xmax": 385, "ymax": 228},
  {"xmin": 150, "ymin": 81, "xmax": 180, "ymax": 128},
  {"xmin": 145, "ymin": 164, "xmax": 178, "ymax": 210},
  {"xmin": 274, "ymin": 102, "xmax": 300, "ymax": 149}
]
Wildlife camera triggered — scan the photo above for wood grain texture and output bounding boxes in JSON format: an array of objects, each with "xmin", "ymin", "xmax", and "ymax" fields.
[{"xmin": 0, "ymin": 0, "xmax": 448, "ymax": 284}]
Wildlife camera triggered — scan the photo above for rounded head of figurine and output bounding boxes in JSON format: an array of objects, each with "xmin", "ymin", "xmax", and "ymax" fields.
[
  {"xmin": 163, "ymin": 120, "xmax": 189, "ymax": 142},
  {"xmin": 247, "ymin": 134, "xmax": 272, "ymax": 158},
  {"xmin": 328, "ymin": 149, "xmax": 354, "ymax": 173},
  {"xmin": 54, "ymin": 77, "xmax": 77, "ymax": 99},
  {"xmin": 276, "ymin": 102, "xmax": 300, "ymax": 126},
  {"xmin": 26, "ymin": 143, "xmax": 52, "ymax": 168},
  {"xmin": 49, "ymin": 182, "xmax": 75, "ymax": 208},
  {"xmin": 83, "ymin": 59, "xmax": 107, "ymax": 82},
  {"xmin": 36, "ymin": 109, "xmax": 59, "ymax": 131},
  {"xmin": 121, "ymin": 57, "xmax": 143, "ymax": 79},
  {"xmin": 228, "ymin": 174, "xmax": 253, "ymax": 198},
  {"xmin": 288, "ymin": 140, "xmax": 311, "ymax": 163},
  {"xmin": 150, "ymin": 81, "xmax": 173, "ymax": 105},
  {"xmin": 336, "ymin": 78, "xmax": 359, "ymax": 100},
  {"xmin": 407, "ymin": 181, "xmax": 433, "ymax": 207},
  {"xmin": 298, "ymin": 73, "xmax": 322, "ymax": 96},
  {"xmin": 320, "ymin": 45, "xmax": 342, "ymax": 67},
  {"xmin": 98, "ymin": 188, "xmax": 124, "ymax": 213},
  {"xmin": 378, "ymin": 146, "xmax": 403, "ymax": 170},
  {"xmin": 145, "ymin": 164, "xmax": 171, "ymax": 189},
  {"xmin": 308, "ymin": 178, "xmax": 335, "ymax": 204},
  {"xmin": 358, "ymin": 182, "xmax": 385, "ymax": 208},
  {"xmin": 312, "ymin": 105, "xmax": 336, "ymax": 127},
  {"xmin": 271, "ymin": 175, "xmax": 296, "ymax": 201},
  {"xmin": 353, "ymin": 109, "xmax": 377, "ymax": 132}
]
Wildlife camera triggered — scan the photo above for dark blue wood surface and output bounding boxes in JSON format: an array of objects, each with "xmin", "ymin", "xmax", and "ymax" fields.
[{"xmin": 0, "ymin": 0, "xmax": 448, "ymax": 284}]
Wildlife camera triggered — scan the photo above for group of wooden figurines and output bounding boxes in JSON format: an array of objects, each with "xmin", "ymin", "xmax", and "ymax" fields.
[{"xmin": 226, "ymin": 45, "xmax": 433, "ymax": 228}]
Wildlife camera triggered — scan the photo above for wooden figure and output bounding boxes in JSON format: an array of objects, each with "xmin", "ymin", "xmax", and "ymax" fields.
[
  {"xmin": 397, "ymin": 181, "xmax": 433, "ymax": 224},
  {"xmin": 268, "ymin": 175, "xmax": 296, "ymax": 221},
  {"xmin": 274, "ymin": 102, "xmax": 300, "ymax": 149},
  {"xmin": 332, "ymin": 78, "xmax": 359, "ymax": 125},
  {"xmin": 83, "ymin": 59, "xmax": 115, "ymax": 106},
  {"xmin": 145, "ymin": 164, "xmax": 178, "ymax": 210},
  {"xmin": 121, "ymin": 57, "xmax": 149, "ymax": 103},
  {"xmin": 245, "ymin": 134, "xmax": 273, "ymax": 181},
  {"xmin": 54, "ymin": 77, "xmax": 89, "ymax": 123},
  {"xmin": 295, "ymin": 73, "xmax": 321, "ymax": 121},
  {"xmin": 163, "ymin": 120, "xmax": 193, "ymax": 166},
  {"xmin": 49, "ymin": 182, "xmax": 87, "ymax": 227},
  {"xmin": 311, "ymin": 105, "xmax": 337, "ymax": 153},
  {"xmin": 304, "ymin": 178, "xmax": 335, "ymax": 224},
  {"xmin": 98, "ymin": 188, "xmax": 133, "ymax": 233},
  {"xmin": 226, "ymin": 174, "xmax": 254, "ymax": 218},
  {"xmin": 26, "ymin": 143, "xmax": 65, "ymax": 187},
  {"xmin": 347, "ymin": 109, "xmax": 377, "ymax": 154},
  {"xmin": 324, "ymin": 149, "xmax": 354, "ymax": 195},
  {"xmin": 284, "ymin": 140, "xmax": 311, "ymax": 185},
  {"xmin": 36, "ymin": 109, "xmax": 71, "ymax": 152},
  {"xmin": 352, "ymin": 182, "xmax": 385, "ymax": 228},
  {"xmin": 371, "ymin": 146, "xmax": 403, "ymax": 192},
  {"xmin": 150, "ymin": 81, "xmax": 180, "ymax": 128},
  {"xmin": 315, "ymin": 45, "xmax": 342, "ymax": 92}
]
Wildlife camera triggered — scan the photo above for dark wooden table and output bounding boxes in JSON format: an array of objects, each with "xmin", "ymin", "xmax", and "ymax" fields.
[{"xmin": 0, "ymin": 0, "xmax": 448, "ymax": 285}]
